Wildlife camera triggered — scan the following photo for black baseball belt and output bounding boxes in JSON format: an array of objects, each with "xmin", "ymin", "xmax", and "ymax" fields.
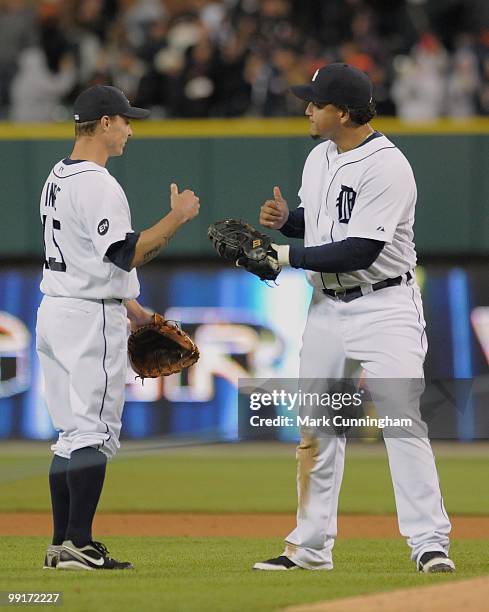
[{"xmin": 322, "ymin": 271, "xmax": 413, "ymax": 303}]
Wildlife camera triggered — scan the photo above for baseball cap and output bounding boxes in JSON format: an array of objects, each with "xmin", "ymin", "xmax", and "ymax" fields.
[
  {"xmin": 290, "ymin": 63, "xmax": 373, "ymax": 108},
  {"xmin": 73, "ymin": 85, "xmax": 150, "ymax": 122}
]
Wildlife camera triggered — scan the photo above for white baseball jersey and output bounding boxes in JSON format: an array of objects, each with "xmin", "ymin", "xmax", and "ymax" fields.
[
  {"xmin": 39, "ymin": 159, "xmax": 139, "ymax": 299},
  {"xmin": 299, "ymin": 133, "xmax": 417, "ymax": 290}
]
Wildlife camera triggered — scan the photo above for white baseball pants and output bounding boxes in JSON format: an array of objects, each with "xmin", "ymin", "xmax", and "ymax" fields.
[
  {"xmin": 283, "ymin": 282, "xmax": 451, "ymax": 569},
  {"xmin": 36, "ymin": 296, "xmax": 127, "ymax": 460}
]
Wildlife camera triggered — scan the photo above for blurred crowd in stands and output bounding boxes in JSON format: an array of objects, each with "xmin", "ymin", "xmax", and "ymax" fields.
[{"xmin": 0, "ymin": 0, "xmax": 488, "ymax": 122}]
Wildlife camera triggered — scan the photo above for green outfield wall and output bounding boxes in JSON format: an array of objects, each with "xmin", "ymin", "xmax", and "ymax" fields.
[{"xmin": 1, "ymin": 117, "xmax": 488, "ymax": 257}]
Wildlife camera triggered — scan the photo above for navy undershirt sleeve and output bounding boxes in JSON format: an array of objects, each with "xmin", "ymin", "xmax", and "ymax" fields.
[
  {"xmin": 289, "ymin": 237, "xmax": 385, "ymax": 273},
  {"xmin": 280, "ymin": 208, "xmax": 305, "ymax": 238},
  {"xmin": 105, "ymin": 232, "xmax": 140, "ymax": 272}
]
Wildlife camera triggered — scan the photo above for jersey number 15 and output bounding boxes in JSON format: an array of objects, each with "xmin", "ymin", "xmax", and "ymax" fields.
[{"xmin": 42, "ymin": 214, "xmax": 66, "ymax": 272}]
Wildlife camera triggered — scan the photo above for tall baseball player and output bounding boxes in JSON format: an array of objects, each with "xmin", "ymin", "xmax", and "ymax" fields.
[
  {"xmin": 253, "ymin": 64, "xmax": 455, "ymax": 573},
  {"xmin": 36, "ymin": 85, "xmax": 200, "ymax": 570}
]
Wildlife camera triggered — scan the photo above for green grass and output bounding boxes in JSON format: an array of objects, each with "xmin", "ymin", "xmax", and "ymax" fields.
[
  {"xmin": 1, "ymin": 445, "xmax": 488, "ymax": 611},
  {"xmin": 0, "ymin": 445, "xmax": 488, "ymax": 514},
  {"xmin": 0, "ymin": 537, "xmax": 487, "ymax": 612}
]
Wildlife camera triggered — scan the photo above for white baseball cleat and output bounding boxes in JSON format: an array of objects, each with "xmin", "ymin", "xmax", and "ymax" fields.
[
  {"xmin": 43, "ymin": 544, "xmax": 62, "ymax": 569},
  {"xmin": 418, "ymin": 551, "xmax": 455, "ymax": 573}
]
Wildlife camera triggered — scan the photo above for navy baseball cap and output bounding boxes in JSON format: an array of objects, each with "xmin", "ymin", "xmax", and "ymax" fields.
[
  {"xmin": 73, "ymin": 85, "xmax": 150, "ymax": 122},
  {"xmin": 290, "ymin": 63, "xmax": 373, "ymax": 107}
]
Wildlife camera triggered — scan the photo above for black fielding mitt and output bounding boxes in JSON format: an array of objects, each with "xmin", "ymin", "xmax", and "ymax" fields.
[{"xmin": 208, "ymin": 219, "xmax": 281, "ymax": 281}]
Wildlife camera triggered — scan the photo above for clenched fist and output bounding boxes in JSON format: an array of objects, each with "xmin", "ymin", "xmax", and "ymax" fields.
[
  {"xmin": 260, "ymin": 186, "xmax": 289, "ymax": 230},
  {"xmin": 170, "ymin": 182, "xmax": 200, "ymax": 222}
]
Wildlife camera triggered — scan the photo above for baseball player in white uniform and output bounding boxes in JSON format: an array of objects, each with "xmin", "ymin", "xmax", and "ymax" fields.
[
  {"xmin": 253, "ymin": 64, "xmax": 455, "ymax": 573},
  {"xmin": 36, "ymin": 85, "xmax": 200, "ymax": 570}
]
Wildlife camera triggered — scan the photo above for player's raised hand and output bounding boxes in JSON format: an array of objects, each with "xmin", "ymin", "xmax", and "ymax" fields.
[
  {"xmin": 170, "ymin": 182, "xmax": 200, "ymax": 222},
  {"xmin": 260, "ymin": 186, "xmax": 289, "ymax": 230}
]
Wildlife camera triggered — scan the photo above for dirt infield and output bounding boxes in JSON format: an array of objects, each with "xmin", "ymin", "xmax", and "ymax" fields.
[
  {"xmin": 286, "ymin": 576, "xmax": 489, "ymax": 612},
  {"xmin": 0, "ymin": 512, "xmax": 487, "ymax": 538}
]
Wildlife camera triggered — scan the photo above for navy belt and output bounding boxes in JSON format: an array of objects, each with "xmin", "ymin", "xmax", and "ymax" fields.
[{"xmin": 322, "ymin": 272, "xmax": 412, "ymax": 303}]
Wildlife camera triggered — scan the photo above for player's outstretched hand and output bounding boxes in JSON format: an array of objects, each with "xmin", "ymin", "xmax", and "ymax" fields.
[
  {"xmin": 170, "ymin": 182, "xmax": 200, "ymax": 222},
  {"xmin": 260, "ymin": 186, "xmax": 289, "ymax": 230}
]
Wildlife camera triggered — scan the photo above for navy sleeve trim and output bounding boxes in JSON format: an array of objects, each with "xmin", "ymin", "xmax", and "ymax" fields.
[
  {"xmin": 280, "ymin": 208, "xmax": 305, "ymax": 238},
  {"xmin": 105, "ymin": 232, "xmax": 140, "ymax": 272},
  {"xmin": 289, "ymin": 237, "xmax": 384, "ymax": 273}
]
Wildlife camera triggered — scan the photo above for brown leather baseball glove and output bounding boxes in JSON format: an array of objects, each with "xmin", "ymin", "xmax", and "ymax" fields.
[{"xmin": 128, "ymin": 313, "xmax": 199, "ymax": 380}]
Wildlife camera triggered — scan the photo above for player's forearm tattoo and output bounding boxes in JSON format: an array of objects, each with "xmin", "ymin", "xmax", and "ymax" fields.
[
  {"xmin": 142, "ymin": 236, "xmax": 171, "ymax": 263},
  {"xmin": 143, "ymin": 247, "xmax": 160, "ymax": 263}
]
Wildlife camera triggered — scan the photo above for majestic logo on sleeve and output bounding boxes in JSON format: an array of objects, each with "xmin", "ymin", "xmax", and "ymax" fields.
[
  {"xmin": 336, "ymin": 185, "xmax": 357, "ymax": 224},
  {"xmin": 97, "ymin": 219, "xmax": 109, "ymax": 235}
]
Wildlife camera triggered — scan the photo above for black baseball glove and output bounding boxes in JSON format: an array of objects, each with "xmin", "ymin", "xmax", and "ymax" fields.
[{"xmin": 207, "ymin": 219, "xmax": 281, "ymax": 281}]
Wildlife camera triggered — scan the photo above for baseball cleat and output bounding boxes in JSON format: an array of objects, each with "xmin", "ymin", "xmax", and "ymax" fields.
[
  {"xmin": 43, "ymin": 544, "xmax": 62, "ymax": 569},
  {"xmin": 57, "ymin": 540, "xmax": 134, "ymax": 570},
  {"xmin": 418, "ymin": 551, "xmax": 455, "ymax": 573},
  {"xmin": 253, "ymin": 555, "xmax": 299, "ymax": 571}
]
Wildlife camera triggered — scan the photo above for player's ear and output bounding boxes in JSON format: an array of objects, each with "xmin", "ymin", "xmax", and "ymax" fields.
[
  {"xmin": 101, "ymin": 116, "xmax": 110, "ymax": 131},
  {"xmin": 336, "ymin": 106, "xmax": 350, "ymax": 124}
]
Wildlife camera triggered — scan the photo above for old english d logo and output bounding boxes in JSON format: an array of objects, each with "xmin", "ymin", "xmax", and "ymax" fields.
[{"xmin": 336, "ymin": 185, "xmax": 356, "ymax": 224}]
